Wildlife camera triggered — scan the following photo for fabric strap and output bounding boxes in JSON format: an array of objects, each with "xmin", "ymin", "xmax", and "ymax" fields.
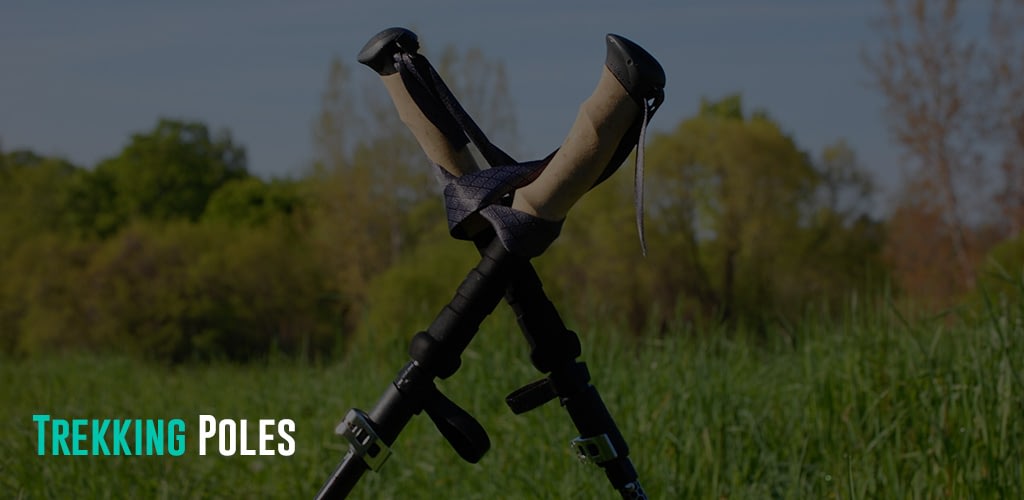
[{"xmin": 393, "ymin": 51, "xmax": 658, "ymax": 257}]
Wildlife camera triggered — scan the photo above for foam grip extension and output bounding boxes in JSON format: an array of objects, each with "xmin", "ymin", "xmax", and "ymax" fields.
[
  {"xmin": 511, "ymin": 67, "xmax": 639, "ymax": 221},
  {"xmin": 380, "ymin": 73, "xmax": 481, "ymax": 177}
]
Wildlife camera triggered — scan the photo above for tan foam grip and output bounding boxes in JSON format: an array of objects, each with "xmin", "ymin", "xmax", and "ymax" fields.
[
  {"xmin": 381, "ymin": 73, "xmax": 480, "ymax": 177},
  {"xmin": 511, "ymin": 67, "xmax": 640, "ymax": 221}
]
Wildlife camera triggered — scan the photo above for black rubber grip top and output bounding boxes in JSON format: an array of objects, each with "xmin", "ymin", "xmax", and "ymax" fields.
[
  {"xmin": 604, "ymin": 34, "xmax": 666, "ymax": 107},
  {"xmin": 358, "ymin": 27, "xmax": 419, "ymax": 75}
]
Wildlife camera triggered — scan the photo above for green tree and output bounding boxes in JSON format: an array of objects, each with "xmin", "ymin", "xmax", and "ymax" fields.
[
  {"xmin": 202, "ymin": 177, "xmax": 309, "ymax": 227},
  {"xmin": 95, "ymin": 119, "xmax": 248, "ymax": 227},
  {"xmin": 543, "ymin": 95, "xmax": 885, "ymax": 332},
  {"xmin": 0, "ymin": 149, "xmax": 81, "ymax": 254},
  {"xmin": 61, "ymin": 166, "xmax": 122, "ymax": 238},
  {"xmin": 650, "ymin": 95, "xmax": 822, "ymax": 324},
  {"xmin": 0, "ymin": 233, "xmax": 96, "ymax": 355},
  {"xmin": 3, "ymin": 219, "xmax": 339, "ymax": 362}
]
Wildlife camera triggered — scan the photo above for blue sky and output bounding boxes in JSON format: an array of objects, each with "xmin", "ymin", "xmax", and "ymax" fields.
[{"xmin": 0, "ymin": 1, "xmax": 965, "ymax": 198}]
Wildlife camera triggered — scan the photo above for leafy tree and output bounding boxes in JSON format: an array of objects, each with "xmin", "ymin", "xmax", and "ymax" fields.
[
  {"xmin": 817, "ymin": 140, "xmax": 875, "ymax": 221},
  {"xmin": 649, "ymin": 95, "xmax": 821, "ymax": 324},
  {"xmin": 0, "ymin": 149, "xmax": 81, "ymax": 254},
  {"xmin": 864, "ymin": 0, "xmax": 1024, "ymax": 300},
  {"xmin": 94, "ymin": 119, "xmax": 248, "ymax": 227},
  {"xmin": 61, "ymin": 166, "xmax": 121, "ymax": 238},
  {"xmin": 0, "ymin": 233, "xmax": 96, "ymax": 355},
  {"xmin": 3, "ymin": 219, "xmax": 339, "ymax": 362},
  {"xmin": 202, "ymin": 177, "xmax": 309, "ymax": 227},
  {"xmin": 543, "ymin": 96, "xmax": 885, "ymax": 331}
]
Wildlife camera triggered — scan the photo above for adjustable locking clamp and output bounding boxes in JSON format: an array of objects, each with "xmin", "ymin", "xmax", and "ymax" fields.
[
  {"xmin": 336, "ymin": 409, "xmax": 392, "ymax": 472},
  {"xmin": 571, "ymin": 434, "xmax": 619, "ymax": 464}
]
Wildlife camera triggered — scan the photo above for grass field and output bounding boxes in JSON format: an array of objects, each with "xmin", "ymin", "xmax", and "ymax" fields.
[{"xmin": 2, "ymin": 303, "xmax": 1022, "ymax": 499}]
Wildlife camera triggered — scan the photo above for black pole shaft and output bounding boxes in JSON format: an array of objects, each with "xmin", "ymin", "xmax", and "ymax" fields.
[
  {"xmin": 483, "ymin": 236, "xmax": 646, "ymax": 498},
  {"xmin": 316, "ymin": 238, "xmax": 520, "ymax": 499},
  {"xmin": 315, "ymin": 452, "xmax": 367, "ymax": 499},
  {"xmin": 316, "ymin": 234, "xmax": 645, "ymax": 498}
]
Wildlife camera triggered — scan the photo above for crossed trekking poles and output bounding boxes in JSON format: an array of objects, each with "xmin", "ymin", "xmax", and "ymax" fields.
[{"xmin": 316, "ymin": 27, "xmax": 665, "ymax": 499}]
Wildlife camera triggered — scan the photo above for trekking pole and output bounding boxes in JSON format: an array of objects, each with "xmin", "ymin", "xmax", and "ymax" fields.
[{"xmin": 316, "ymin": 27, "xmax": 663, "ymax": 499}]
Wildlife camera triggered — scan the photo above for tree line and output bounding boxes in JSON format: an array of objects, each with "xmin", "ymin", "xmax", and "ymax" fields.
[
  {"xmin": 866, "ymin": 0, "xmax": 1024, "ymax": 307},
  {"xmin": 2, "ymin": 0, "xmax": 1021, "ymax": 362}
]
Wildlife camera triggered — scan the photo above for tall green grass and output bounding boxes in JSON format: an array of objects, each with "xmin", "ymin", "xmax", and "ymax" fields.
[{"xmin": 2, "ymin": 301, "xmax": 1021, "ymax": 499}]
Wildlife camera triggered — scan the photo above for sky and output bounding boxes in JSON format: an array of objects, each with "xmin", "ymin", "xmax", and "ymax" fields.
[{"xmin": 0, "ymin": 1, "xmax": 953, "ymax": 198}]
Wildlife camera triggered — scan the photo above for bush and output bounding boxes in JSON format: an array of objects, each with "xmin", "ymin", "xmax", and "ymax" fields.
[
  {"xmin": 354, "ymin": 224, "xmax": 480, "ymax": 358},
  {"xmin": 0, "ymin": 234, "xmax": 96, "ymax": 355},
  {"xmin": 971, "ymin": 233, "xmax": 1024, "ymax": 317},
  {"xmin": 2, "ymin": 220, "xmax": 343, "ymax": 362}
]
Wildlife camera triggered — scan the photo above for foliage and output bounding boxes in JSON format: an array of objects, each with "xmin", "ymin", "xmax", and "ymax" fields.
[
  {"xmin": 0, "ymin": 118, "xmax": 340, "ymax": 362},
  {"xmin": 542, "ymin": 95, "xmax": 886, "ymax": 332},
  {"xmin": 0, "ymin": 233, "xmax": 96, "ymax": 355},
  {"xmin": 0, "ymin": 44, "xmax": 523, "ymax": 362},
  {"xmin": 0, "ymin": 150, "xmax": 81, "ymax": 253},
  {"xmin": 0, "ymin": 89, "xmax": 892, "ymax": 360},
  {"xmin": 354, "ymin": 222, "xmax": 481, "ymax": 358},
  {"xmin": 202, "ymin": 177, "xmax": 310, "ymax": 227},
  {"xmin": 865, "ymin": 0, "xmax": 1024, "ymax": 299},
  {"xmin": 1, "ymin": 220, "xmax": 339, "ymax": 362},
  {"xmin": 13, "ymin": 28, "xmax": 1015, "ymax": 362},
  {"xmin": 971, "ymin": 232, "xmax": 1024, "ymax": 309},
  {"xmin": 93, "ymin": 119, "xmax": 249, "ymax": 230}
]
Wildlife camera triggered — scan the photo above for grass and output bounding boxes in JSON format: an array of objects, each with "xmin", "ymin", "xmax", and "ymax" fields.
[{"xmin": 1, "ymin": 302, "xmax": 1022, "ymax": 499}]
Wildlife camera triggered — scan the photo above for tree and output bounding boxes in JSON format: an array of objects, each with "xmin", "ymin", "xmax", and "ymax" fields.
[
  {"xmin": 2, "ymin": 218, "xmax": 339, "ymax": 362},
  {"xmin": 94, "ymin": 119, "xmax": 249, "ymax": 227},
  {"xmin": 988, "ymin": 0, "xmax": 1024, "ymax": 236},
  {"xmin": 653, "ymin": 96, "xmax": 824, "ymax": 324},
  {"xmin": 818, "ymin": 140, "xmax": 875, "ymax": 221},
  {"xmin": 883, "ymin": 195, "xmax": 964, "ymax": 306},
  {"xmin": 865, "ymin": 0, "xmax": 1024, "ymax": 305},
  {"xmin": 0, "ymin": 233, "xmax": 96, "ymax": 355},
  {"xmin": 864, "ymin": 0, "xmax": 987, "ymax": 291},
  {"xmin": 542, "ymin": 95, "xmax": 884, "ymax": 331},
  {"xmin": 0, "ymin": 149, "xmax": 81, "ymax": 254},
  {"xmin": 972, "ymin": 231, "xmax": 1024, "ymax": 307},
  {"xmin": 202, "ymin": 177, "xmax": 309, "ymax": 227}
]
